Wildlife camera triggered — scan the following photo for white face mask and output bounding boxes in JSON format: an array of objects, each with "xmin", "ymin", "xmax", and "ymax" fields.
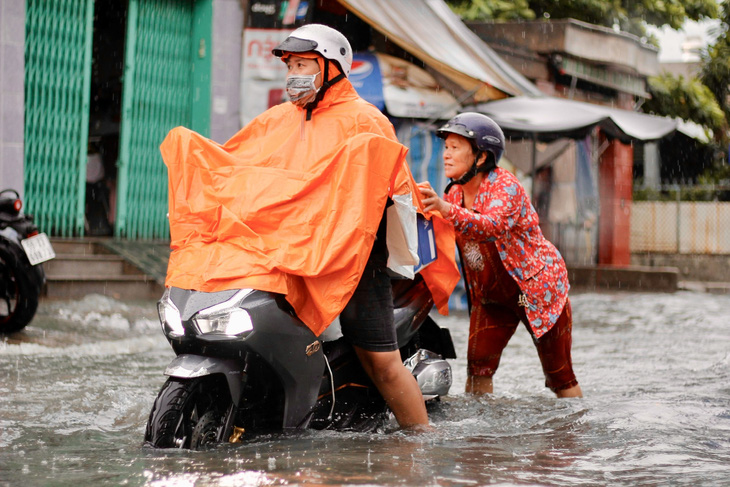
[{"xmin": 285, "ymin": 71, "xmax": 321, "ymax": 102}]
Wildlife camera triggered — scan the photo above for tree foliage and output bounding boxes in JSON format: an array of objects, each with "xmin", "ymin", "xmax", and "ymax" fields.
[
  {"xmin": 446, "ymin": 0, "xmax": 719, "ymax": 37},
  {"xmin": 644, "ymin": 73, "xmax": 725, "ymax": 135},
  {"xmin": 447, "ymin": 0, "xmax": 534, "ymax": 21},
  {"xmin": 700, "ymin": 2, "xmax": 730, "ymax": 127}
]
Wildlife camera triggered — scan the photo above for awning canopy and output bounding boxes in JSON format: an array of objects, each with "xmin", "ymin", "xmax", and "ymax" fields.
[
  {"xmin": 350, "ymin": 52, "xmax": 459, "ymax": 120},
  {"xmin": 337, "ymin": 0, "xmax": 543, "ymax": 102},
  {"xmin": 473, "ymin": 95, "xmax": 679, "ymax": 143}
]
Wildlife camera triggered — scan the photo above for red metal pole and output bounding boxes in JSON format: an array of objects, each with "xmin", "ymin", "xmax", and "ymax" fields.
[{"xmin": 598, "ymin": 133, "xmax": 633, "ymax": 266}]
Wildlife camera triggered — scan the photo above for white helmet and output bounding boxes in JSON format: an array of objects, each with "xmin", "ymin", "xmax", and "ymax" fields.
[{"xmin": 272, "ymin": 24, "xmax": 353, "ymax": 77}]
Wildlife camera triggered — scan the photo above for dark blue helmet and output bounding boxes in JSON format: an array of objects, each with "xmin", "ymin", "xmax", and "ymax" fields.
[{"xmin": 436, "ymin": 112, "xmax": 505, "ymax": 165}]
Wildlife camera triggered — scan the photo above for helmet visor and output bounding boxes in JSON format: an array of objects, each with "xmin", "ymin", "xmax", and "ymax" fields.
[
  {"xmin": 436, "ymin": 122, "xmax": 475, "ymax": 141},
  {"xmin": 273, "ymin": 36, "xmax": 318, "ymax": 57}
]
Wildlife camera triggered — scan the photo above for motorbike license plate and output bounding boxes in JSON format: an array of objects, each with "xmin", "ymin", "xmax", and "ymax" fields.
[{"xmin": 21, "ymin": 233, "xmax": 56, "ymax": 265}]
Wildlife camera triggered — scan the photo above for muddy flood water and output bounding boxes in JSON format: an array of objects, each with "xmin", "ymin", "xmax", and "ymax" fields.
[{"xmin": 1, "ymin": 290, "xmax": 729, "ymax": 486}]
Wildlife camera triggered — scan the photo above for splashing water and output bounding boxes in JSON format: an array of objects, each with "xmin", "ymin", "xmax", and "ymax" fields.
[{"xmin": 0, "ymin": 291, "xmax": 728, "ymax": 486}]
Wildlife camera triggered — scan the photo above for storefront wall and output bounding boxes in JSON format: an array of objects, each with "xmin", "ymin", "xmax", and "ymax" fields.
[{"xmin": 0, "ymin": 0, "xmax": 26, "ymax": 197}]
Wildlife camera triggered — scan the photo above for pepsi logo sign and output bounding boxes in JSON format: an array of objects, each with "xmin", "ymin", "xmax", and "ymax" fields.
[{"xmin": 350, "ymin": 60, "xmax": 374, "ymax": 80}]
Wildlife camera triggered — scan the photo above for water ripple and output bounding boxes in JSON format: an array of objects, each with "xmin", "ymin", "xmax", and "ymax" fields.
[{"xmin": 1, "ymin": 291, "xmax": 729, "ymax": 485}]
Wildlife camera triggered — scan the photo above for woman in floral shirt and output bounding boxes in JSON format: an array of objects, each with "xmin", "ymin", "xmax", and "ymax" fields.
[{"xmin": 418, "ymin": 112, "xmax": 582, "ymax": 398}]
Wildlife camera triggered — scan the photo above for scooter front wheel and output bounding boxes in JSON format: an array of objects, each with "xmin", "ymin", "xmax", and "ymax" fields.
[
  {"xmin": 144, "ymin": 376, "xmax": 228, "ymax": 449},
  {"xmin": 190, "ymin": 409, "xmax": 225, "ymax": 449}
]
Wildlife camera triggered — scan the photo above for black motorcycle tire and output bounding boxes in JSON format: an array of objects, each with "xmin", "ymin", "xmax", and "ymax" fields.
[
  {"xmin": 144, "ymin": 376, "xmax": 228, "ymax": 449},
  {"xmin": 0, "ymin": 241, "xmax": 41, "ymax": 334}
]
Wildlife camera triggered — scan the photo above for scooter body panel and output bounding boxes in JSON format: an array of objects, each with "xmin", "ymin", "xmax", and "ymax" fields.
[
  {"xmin": 165, "ymin": 354, "xmax": 245, "ymax": 406},
  {"xmin": 165, "ymin": 288, "xmax": 325, "ymax": 430},
  {"xmin": 0, "ymin": 204, "xmax": 47, "ymax": 333},
  {"xmin": 0, "ymin": 229, "xmax": 45, "ymax": 290},
  {"xmin": 150, "ymin": 274, "xmax": 456, "ymax": 447}
]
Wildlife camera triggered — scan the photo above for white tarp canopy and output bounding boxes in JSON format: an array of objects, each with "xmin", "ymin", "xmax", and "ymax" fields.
[
  {"xmin": 337, "ymin": 0, "xmax": 543, "ymax": 102},
  {"xmin": 473, "ymin": 95, "xmax": 680, "ymax": 143}
]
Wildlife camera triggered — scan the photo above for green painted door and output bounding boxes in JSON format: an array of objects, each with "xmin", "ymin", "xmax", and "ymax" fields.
[
  {"xmin": 116, "ymin": 0, "xmax": 211, "ymax": 240},
  {"xmin": 24, "ymin": 0, "xmax": 95, "ymax": 237},
  {"xmin": 24, "ymin": 0, "xmax": 211, "ymax": 240}
]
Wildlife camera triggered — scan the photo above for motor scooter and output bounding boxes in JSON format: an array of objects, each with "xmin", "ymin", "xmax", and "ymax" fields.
[
  {"xmin": 144, "ymin": 274, "xmax": 456, "ymax": 449},
  {"xmin": 0, "ymin": 189, "xmax": 55, "ymax": 334}
]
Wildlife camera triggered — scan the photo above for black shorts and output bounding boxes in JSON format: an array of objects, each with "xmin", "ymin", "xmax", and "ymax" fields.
[{"xmin": 339, "ymin": 263, "xmax": 397, "ymax": 352}]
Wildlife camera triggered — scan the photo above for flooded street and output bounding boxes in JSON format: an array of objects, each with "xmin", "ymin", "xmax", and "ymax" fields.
[{"xmin": 1, "ymin": 290, "xmax": 729, "ymax": 486}]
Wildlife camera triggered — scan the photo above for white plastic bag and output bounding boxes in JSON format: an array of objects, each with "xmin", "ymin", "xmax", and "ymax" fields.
[{"xmin": 385, "ymin": 193, "xmax": 419, "ymax": 279}]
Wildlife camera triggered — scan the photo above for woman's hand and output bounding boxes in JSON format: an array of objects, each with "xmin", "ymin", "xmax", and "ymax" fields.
[{"xmin": 418, "ymin": 182, "xmax": 451, "ymax": 219}]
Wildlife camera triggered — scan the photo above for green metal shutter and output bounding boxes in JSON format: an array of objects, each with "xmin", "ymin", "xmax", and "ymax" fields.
[
  {"xmin": 24, "ymin": 0, "xmax": 94, "ymax": 237},
  {"xmin": 116, "ymin": 0, "xmax": 211, "ymax": 240}
]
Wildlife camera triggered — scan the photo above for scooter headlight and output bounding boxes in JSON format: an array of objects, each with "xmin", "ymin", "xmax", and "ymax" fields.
[
  {"xmin": 158, "ymin": 290, "xmax": 184, "ymax": 338},
  {"xmin": 193, "ymin": 308, "xmax": 253, "ymax": 336},
  {"xmin": 192, "ymin": 289, "xmax": 254, "ymax": 336}
]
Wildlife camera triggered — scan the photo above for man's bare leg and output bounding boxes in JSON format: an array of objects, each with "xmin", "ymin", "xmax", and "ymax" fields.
[{"xmin": 354, "ymin": 347, "xmax": 431, "ymax": 430}]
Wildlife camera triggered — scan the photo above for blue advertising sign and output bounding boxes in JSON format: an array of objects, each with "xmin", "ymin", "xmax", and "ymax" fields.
[{"xmin": 349, "ymin": 52, "xmax": 385, "ymax": 111}]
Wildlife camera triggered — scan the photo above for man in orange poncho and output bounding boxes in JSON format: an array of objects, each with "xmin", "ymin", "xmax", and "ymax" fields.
[{"xmin": 161, "ymin": 24, "xmax": 459, "ymax": 430}]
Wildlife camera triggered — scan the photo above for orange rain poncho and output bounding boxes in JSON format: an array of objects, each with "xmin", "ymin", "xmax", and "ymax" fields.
[{"xmin": 161, "ymin": 76, "xmax": 459, "ymax": 336}]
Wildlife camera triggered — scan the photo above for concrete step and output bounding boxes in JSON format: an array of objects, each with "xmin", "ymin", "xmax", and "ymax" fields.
[
  {"xmin": 679, "ymin": 281, "xmax": 730, "ymax": 294},
  {"xmin": 42, "ymin": 238, "xmax": 167, "ymax": 301},
  {"xmin": 568, "ymin": 265, "xmax": 679, "ymax": 292},
  {"xmin": 44, "ymin": 275, "xmax": 164, "ymax": 301},
  {"xmin": 44, "ymin": 253, "xmax": 143, "ymax": 279},
  {"xmin": 49, "ymin": 238, "xmax": 115, "ymax": 256}
]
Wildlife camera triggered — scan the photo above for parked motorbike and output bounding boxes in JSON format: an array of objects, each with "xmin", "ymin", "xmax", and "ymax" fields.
[
  {"xmin": 0, "ymin": 189, "xmax": 55, "ymax": 334},
  {"xmin": 144, "ymin": 274, "xmax": 456, "ymax": 449}
]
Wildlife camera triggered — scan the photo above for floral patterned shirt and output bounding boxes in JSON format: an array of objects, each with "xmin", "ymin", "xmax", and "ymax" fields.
[{"xmin": 444, "ymin": 167, "xmax": 570, "ymax": 338}]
